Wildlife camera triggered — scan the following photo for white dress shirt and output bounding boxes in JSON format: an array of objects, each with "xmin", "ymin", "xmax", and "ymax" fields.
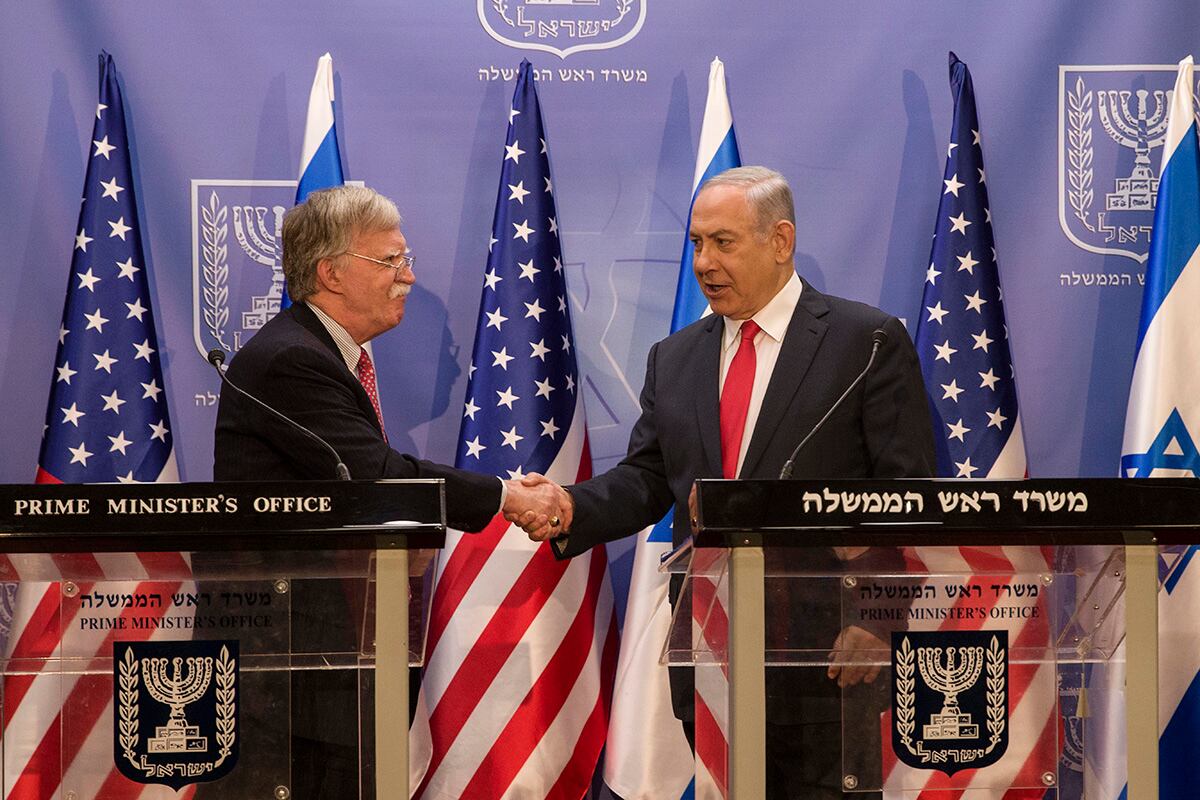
[{"xmin": 717, "ymin": 271, "xmax": 803, "ymax": 477}]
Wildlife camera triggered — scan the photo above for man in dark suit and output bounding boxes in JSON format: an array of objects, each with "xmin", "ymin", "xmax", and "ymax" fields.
[
  {"xmin": 523, "ymin": 166, "xmax": 936, "ymax": 798},
  {"xmin": 213, "ymin": 185, "xmax": 560, "ymax": 796}
]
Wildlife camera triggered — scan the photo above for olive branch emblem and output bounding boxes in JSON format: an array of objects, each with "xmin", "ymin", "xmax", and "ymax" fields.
[
  {"xmin": 118, "ymin": 647, "xmax": 140, "ymax": 765},
  {"xmin": 894, "ymin": 636, "xmax": 917, "ymax": 754},
  {"xmin": 492, "ymin": 0, "xmax": 512, "ymax": 26},
  {"xmin": 983, "ymin": 635, "xmax": 1006, "ymax": 754},
  {"xmin": 201, "ymin": 191, "xmax": 231, "ymax": 351},
  {"xmin": 1067, "ymin": 77, "xmax": 1095, "ymax": 233}
]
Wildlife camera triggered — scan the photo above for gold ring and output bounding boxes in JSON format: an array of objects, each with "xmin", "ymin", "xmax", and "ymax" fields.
[{"xmin": 550, "ymin": 516, "xmax": 561, "ymax": 527}]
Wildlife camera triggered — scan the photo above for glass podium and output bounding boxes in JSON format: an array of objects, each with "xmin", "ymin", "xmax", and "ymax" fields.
[
  {"xmin": 0, "ymin": 479, "xmax": 443, "ymax": 799},
  {"xmin": 667, "ymin": 478, "xmax": 1184, "ymax": 799}
]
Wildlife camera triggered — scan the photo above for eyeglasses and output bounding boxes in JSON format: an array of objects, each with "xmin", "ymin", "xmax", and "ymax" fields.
[{"xmin": 345, "ymin": 250, "xmax": 416, "ymax": 274}]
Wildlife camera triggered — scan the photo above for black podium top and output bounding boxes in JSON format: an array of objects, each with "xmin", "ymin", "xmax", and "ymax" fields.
[
  {"xmin": 0, "ymin": 480, "xmax": 445, "ymax": 552},
  {"xmin": 693, "ymin": 477, "xmax": 1200, "ymax": 548}
]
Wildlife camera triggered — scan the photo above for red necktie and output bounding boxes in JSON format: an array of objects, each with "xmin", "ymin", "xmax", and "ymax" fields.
[
  {"xmin": 356, "ymin": 348, "xmax": 387, "ymax": 441},
  {"xmin": 719, "ymin": 319, "xmax": 761, "ymax": 479}
]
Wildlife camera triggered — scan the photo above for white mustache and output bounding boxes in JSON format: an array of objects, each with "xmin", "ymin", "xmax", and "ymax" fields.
[{"xmin": 389, "ymin": 284, "xmax": 412, "ymax": 300}]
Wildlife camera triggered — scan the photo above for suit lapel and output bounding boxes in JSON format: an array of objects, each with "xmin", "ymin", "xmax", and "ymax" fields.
[
  {"xmin": 289, "ymin": 303, "xmax": 383, "ymax": 434},
  {"xmin": 290, "ymin": 302, "xmax": 343, "ymax": 358},
  {"xmin": 694, "ymin": 315, "xmax": 725, "ymax": 477},
  {"xmin": 740, "ymin": 285, "xmax": 830, "ymax": 477}
]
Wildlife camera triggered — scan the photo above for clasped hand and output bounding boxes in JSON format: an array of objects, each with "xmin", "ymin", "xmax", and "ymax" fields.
[{"xmin": 502, "ymin": 472, "xmax": 573, "ymax": 542}]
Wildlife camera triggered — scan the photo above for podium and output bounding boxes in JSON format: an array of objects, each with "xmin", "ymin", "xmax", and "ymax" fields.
[
  {"xmin": 0, "ymin": 479, "xmax": 443, "ymax": 798},
  {"xmin": 666, "ymin": 478, "xmax": 1192, "ymax": 798}
]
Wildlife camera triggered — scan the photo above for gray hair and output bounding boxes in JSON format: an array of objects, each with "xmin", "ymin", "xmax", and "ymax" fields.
[
  {"xmin": 282, "ymin": 185, "xmax": 402, "ymax": 301},
  {"xmin": 699, "ymin": 166, "xmax": 795, "ymax": 235}
]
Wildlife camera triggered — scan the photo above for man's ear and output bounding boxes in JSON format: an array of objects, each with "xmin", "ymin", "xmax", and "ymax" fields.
[
  {"xmin": 315, "ymin": 257, "xmax": 342, "ymax": 294},
  {"xmin": 772, "ymin": 220, "xmax": 796, "ymax": 265}
]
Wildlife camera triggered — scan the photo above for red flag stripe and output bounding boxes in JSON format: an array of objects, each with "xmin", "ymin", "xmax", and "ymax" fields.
[
  {"xmin": 458, "ymin": 551, "xmax": 611, "ymax": 797},
  {"xmin": 694, "ymin": 689, "xmax": 728, "ymax": 798}
]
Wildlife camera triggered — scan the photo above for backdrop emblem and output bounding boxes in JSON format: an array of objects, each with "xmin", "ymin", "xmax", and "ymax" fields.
[
  {"xmin": 891, "ymin": 630, "xmax": 1008, "ymax": 775},
  {"xmin": 114, "ymin": 640, "xmax": 239, "ymax": 789},
  {"xmin": 1058, "ymin": 65, "xmax": 1200, "ymax": 265},
  {"xmin": 478, "ymin": 0, "xmax": 645, "ymax": 59},
  {"xmin": 191, "ymin": 180, "xmax": 362, "ymax": 359}
]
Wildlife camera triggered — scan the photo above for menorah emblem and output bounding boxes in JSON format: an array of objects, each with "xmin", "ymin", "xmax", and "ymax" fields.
[
  {"xmin": 144, "ymin": 655, "xmax": 214, "ymax": 754},
  {"xmin": 1097, "ymin": 88, "xmax": 1171, "ymax": 212},
  {"xmin": 232, "ymin": 205, "xmax": 287, "ymax": 331},
  {"xmin": 917, "ymin": 645, "xmax": 984, "ymax": 740}
]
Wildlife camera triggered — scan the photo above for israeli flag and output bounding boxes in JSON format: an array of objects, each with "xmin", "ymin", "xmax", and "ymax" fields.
[
  {"xmin": 602, "ymin": 56, "xmax": 739, "ymax": 800},
  {"xmin": 285, "ymin": 52, "xmax": 346, "ymax": 308},
  {"xmin": 1119, "ymin": 55, "xmax": 1200, "ymax": 799}
]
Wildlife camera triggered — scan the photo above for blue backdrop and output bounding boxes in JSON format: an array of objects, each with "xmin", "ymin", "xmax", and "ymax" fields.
[{"xmin": 2, "ymin": 1, "xmax": 1199, "ymax": 609}]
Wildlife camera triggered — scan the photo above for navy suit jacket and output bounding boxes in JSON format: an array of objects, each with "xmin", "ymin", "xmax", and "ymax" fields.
[
  {"xmin": 213, "ymin": 302, "xmax": 501, "ymax": 532},
  {"xmin": 557, "ymin": 281, "xmax": 935, "ymax": 556}
]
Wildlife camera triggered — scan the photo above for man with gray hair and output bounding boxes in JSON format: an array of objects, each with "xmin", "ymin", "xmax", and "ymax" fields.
[
  {"xmin": 523, "ymin": 166, "xmax": 935, "ymax": 797},
  {"xmin": 213, "ymin": 185, "xmax": 560, "ymax": 795}
]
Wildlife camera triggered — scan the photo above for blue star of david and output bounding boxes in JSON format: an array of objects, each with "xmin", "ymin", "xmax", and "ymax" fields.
[{"xmin": 1121, "ymin": 408, "xmax": 1200, "ymax": 477}]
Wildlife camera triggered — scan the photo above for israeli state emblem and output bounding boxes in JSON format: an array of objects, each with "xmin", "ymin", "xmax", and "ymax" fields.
[
  {"xmin": 478, "ymin": 0, "xmax": 646, "ymax": 59},
  {"xmin": 1058, "ymin": 65, "xmax": 1200, "ymax": 265},
  {"xmin": 891, "ymin": 630, "xmax": 1008, "ymax": 774},
  {"xmin": 114, "ymin": 640, "xmax": 239, "ymax": 789}
]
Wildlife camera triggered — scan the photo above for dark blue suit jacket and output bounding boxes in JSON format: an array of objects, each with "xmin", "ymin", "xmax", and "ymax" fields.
[{"xmin": 213, "ymin": 302, "xmax": 501, "ymax": 532}]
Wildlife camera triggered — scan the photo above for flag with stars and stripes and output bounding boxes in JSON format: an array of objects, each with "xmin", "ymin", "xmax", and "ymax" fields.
[
  {"xmin": 892, "ymin": 52, "xmax": 1056, "ymax": 799},
  {"xmin": 603, "ymin": 56, "xmax": 739, "ymax": 800},
  {"xmin": 914, "ymin": 53, "xmax": 1024, "ymax": 483},
  {"xmin": 410, "ymin": 60, "xmax": 617, "ymax": 799},
  {"xmin": 1120, "ymin": 54, "xmax": 1200, "ymax": 800},
  {"xmin": 37, "ymin": 53, "xmax": 176, "ymax": 488},
  {"xmin": 10, "ymin": 51, "xmax": 193, "ymax": 800}
]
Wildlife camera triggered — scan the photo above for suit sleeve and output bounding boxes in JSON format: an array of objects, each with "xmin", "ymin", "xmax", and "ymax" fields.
[
  {"xmin": 861, "ymin": 315, "xmax": 936, "ymax": 478},
  {"xmin": 554, "ymin": 341, "xmax": 676, "ymax": 559},
  {"xmin": 247, "ymin": 343, "xmax": 501, "ymax": 531}
]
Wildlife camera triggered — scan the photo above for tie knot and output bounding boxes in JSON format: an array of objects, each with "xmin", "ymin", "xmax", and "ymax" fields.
[
  {"xmin": 356, "ymin": 348, "xmax": 372, "ymax": 374},
  {"xmin": 739, "ymin": 319, "xmax": 761, "ymax": 342}
]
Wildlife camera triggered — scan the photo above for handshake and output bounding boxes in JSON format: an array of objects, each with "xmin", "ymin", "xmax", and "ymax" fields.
[{"xmin": 502, "ymin": 472, "xmax": 573, "ymax": 542}]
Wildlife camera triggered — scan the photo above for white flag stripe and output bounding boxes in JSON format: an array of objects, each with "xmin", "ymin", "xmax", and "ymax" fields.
[
  {"xmin": 4, "ymin": 582, "xmax": 55, "ymax": 653},
  {"xmin": 93, "ymin": 552, "xmax": 150, "ymax": 579},
  {"xmin": 298, "ymin": 53, "xmax": 336, "ymax": 176},
  {"xmin": 986, "ymin": 414, "xmax": 1026, "ymax": 478},
  {"xmin": 1160, "ymin": 567, "xmax": 1200, "ymax": 727},
  {"xmin": 603, "ymin": 534, "xmax": 680, "ymax": 798},
  {"xmin": 692, "ymin": 57, "xmax": 735, "ymax": 189}
]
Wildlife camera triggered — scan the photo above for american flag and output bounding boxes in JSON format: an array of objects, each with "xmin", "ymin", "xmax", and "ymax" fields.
[
  {"xmin": 893, "ymin": 52, "xmax": 1056, "ymax": 799},
  {"xmin": 5, "ymin": 52, "xmax": 191, "ymax": 799},
  {"xmin": 410, "ymin": 60, "xmax": 617, "ymax": 799}
]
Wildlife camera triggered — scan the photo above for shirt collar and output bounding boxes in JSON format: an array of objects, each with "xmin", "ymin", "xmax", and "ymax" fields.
[
  {"xmin": 305, "ymin": 301, "xmax": 364, "ymax": 374},
  {"xmin": 721, "ymin": 271, "xmax": 803, "ymax": 351}
]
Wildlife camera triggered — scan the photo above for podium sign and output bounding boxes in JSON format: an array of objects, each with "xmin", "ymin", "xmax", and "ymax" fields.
[
  {"xmin": 669, "ymin": 478, "xmax": 1170, "ymax": 798},
  {"xmin": 0, "ymin": 479, "xmax": 443, "ymax": 798}
]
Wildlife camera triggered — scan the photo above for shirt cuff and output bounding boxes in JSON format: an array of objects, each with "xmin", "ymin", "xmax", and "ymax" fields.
[{"xmin": 496, "ymin": 476, "xmax": 508, "ymax": 517}]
